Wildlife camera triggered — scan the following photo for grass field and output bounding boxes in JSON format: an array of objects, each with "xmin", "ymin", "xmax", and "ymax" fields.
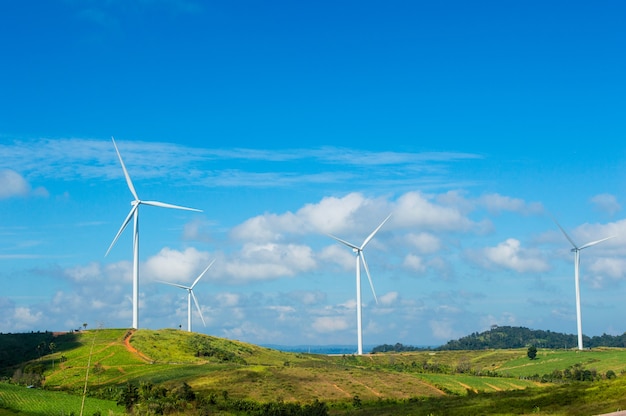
[
  {"xmin": 0, "ymin": 382, "xmax": 124, "ymax": 415},
  {"xmin": 5, "ymin": 329, "xmax": 626, "ymax": 415}
]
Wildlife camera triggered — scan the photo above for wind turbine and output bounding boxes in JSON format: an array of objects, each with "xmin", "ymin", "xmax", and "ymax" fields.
[
  {"xmin": 553, "ymin": 218, "xmax": 615, "ymax": 350},
  {"xmin": 328, "ymin": 214, "xmax": 392, "ymax": 355},
  {"xmin": 160, "ymin": 260, "xmax": 215, "ymax": 332},
  {"xmin": 106, "ymin": 137, "xmax": 202, "ymax": 330}
]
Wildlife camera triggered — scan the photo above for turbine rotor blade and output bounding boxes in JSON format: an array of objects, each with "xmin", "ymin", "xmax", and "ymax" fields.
[
  {"xmin": 158, "ymin": 280, "xmax": 190, "ymax": 290},
  {"xmin": 111, "ymin": 137, "xmax": 139, "ymax": 201},
  {"xmin": 191, "ymin": 259, "xmax": 216, "ymax": 289},
  {"xmin": 551, "ymin": 216, "xmax": 578, "ymax": 249},
  {"xmin": 191, "ymin": 291, "xmax": 206, "ymax": 327},
  {"xmin": 327, "ymin": 233, "xmax": 359, "ymax": 250},
  {"xmin": 105, "ymin": 205, "xmax": 138, "ymax": 256},
  {"xmin": 360, "ymin": 251, "xmax": 378, "ymax": 304},
  {"xmin": 141, "ymin": 200, "xmax": 202, "ymax": 212},
  {"xmin": 579, "ymin": 235, "xmax": 616, "ymax": 250},
  {"xmin": 361, "ymin": 213, "xmax": 392, "ymax": 250}
]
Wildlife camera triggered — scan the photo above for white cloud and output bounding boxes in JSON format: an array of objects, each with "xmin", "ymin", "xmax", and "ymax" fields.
[
  {"xmin": 230, "ymin": 192, "xmax": 384, "ymax": 241},
  {"xmin": 0, "ymin": 169, "xmax": 48, "ymax": 199},
  {"xmin": 403, "ymin": 254, "xmax": 426, "ymax": 273},
  {"xmin": 221, "ymin": 321, "xmax": 283, "ymax": 343},
  {"xmin": 479, "ymin": 193, "xmax": 543, "ymax": 215},
  {"xmin": 230, "ymin": 212, "xmax": 303, "ymax": 242},
  {"xmin": 287, "ymin": 291, "xmax": 326, "ymax": 305},
  {"xmin": 312, "ymin": 316, "xmax": 350, "ymax": 333},
  {"xmin": 216, "ymin": 292, "xmax": 240, "ymax": 307},
  {"xmin": 297, "ymin": 193, "xmax": 381, "ymax": 234},
  {"xmin": 429, "ymin": 319, "xmax": 457, "ymax": 341},
  {"xmin": 405, "ymin": 232, "xmax": 441, "ymax": 254},
  {"xmin": 267, "ymin": 305, "xmax": 296, "ymax": 321},
  {"xmin": 475, "ymin": 238, "xmax": 549, "ymax": 273},
  {"xmin": 319, "ymin": 244, "xmax": 355, "ymax": 270},
  {"xmin": 224, "ymin": 243, "xmax": 316, "ymax": 282},
  {"xmin": 393, "ymin": 191, "xmax": 474, "ymax": 232},
  {"xmin": 143, "ymin": 247, "xmax": 212, "ymax": 282},
  {"xmin": 591, "ymin": 193, "xmax": 621, "ymax": 216},
  {"xmin": 64, "ymin": 262, "xmax": 102, "ymax": 282},
  {"xmin": 379, "ymin": 291, "xmax": 399, "ymax": 306},
  {"xmin": 14, "ymin": 306, "xmax": 43, "ymax": 328},
  {"xmin": 588, "ymin": 257, "xmax": 626, "ymax": 286}
]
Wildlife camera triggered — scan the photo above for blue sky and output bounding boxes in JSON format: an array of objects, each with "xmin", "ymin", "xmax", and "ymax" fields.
[{"xmin": 1, "ymin": 0, "xmax": 626, "ymax": 348}]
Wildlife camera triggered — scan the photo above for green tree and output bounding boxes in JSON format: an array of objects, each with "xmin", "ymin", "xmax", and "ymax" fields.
[
  {"xmin": 117, "ymin": 383, "xmax": 139, "ymax": 412},
  {"xmin": 49, "ymin": 342, "xmax": 56, "ymax": 369},
  {"xmin": 527, "ymin": 345, "xmax": 537, "ymax": 360}
]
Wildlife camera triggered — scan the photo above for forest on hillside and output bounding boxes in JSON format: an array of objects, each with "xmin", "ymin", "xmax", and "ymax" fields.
[{"xmin": 372, "ymin": 326, "xmax": 626, "ymax": 352}]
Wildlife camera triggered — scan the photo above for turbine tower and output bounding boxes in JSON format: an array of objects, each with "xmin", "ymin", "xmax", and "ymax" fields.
[
  {"xmin": 328, "ymin": 214, "xmax": 392, "ymax": 355},
  {"xmin": 106, "ymin": 137, "xmax": 202, "ymax": 330},
  {"xmin": 160, "ymin": 260, "xmax": 215, "ymax": 332},
  {"xmin": 553, "ymin": 218, "xmax": 615, "ymax": 350}
]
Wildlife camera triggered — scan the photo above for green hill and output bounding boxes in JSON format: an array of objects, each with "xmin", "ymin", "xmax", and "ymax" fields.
[
  {"xmin": 438, "ymin": 326, "xmax": 626, "ymax": 350},
  {"xmin": 3, "ymin": 328, "xmax": 626, "ymax": 415},
  {"xmin": 374, "ymin": 326, "xmax": 626, "ymax": 352}
]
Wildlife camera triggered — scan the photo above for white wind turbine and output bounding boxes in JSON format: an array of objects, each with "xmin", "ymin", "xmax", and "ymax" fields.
[
  {"xmin": 106, "ymin": 137, "xmax": 202, "ymax": 330},
  {"xmin": 160, "ymin": 260, "xmax": 215, "ymax": 332},
  {"xmin": 328, "ymin": 214, "xmax": 392, "ymax": 355},
  {"xmin": 553, "ymin": 218, "xmax": 615, "ymax": 350}
]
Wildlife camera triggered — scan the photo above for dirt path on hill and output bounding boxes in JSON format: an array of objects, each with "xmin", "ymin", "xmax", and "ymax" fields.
[{"xmin": 124, "ymin": 330, "xmax": 154, "ymax": 363}]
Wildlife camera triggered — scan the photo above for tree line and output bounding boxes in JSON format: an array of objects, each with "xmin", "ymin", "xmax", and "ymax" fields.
[{"xmin": 372, "ymin": 326, "xmax": 626, "ymax": 352}]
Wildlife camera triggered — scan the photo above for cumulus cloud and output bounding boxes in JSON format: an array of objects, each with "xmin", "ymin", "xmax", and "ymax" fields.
[
  {"xmin": 479, "ymin": 193, "xmax": 543, "ymax": 215},
  {"xmin": 403, "ymin": 254, "xmax": 426, "ymax": 273},
  {"xmin": 143, "ymin": 247, "xmax": 212, "ymax": 282},
  {"xmin": 312, "ymin": 316, "xmax": 350, "ymax": 333},
  {"xmin": 230, "ymin": 192, "xmax": 383, "ymax": 241},
  {"xmin": 224, "ymin": 243, "xmax": 316, "ymax": 282},
  {"xmin": 429, "ymin": 319, "xmax": 457, "ymax": 340},
  {"xmin": 587, "ymin": 257, "xmax": 626, "ymax": 289},
  {"xmin": 378, "ymin": 291, "xmax": 399, "ymax": 306},
  {"xmin": 216, "ymin": 292, "xmax": 240, "ymax": 307},
  {"xmin": 393, "ymin": 191, "xmax": 475, "ymax": 232},
  {"xmin": 591, "ymin": 193, "xmax": 621, "ymax": 216},
  {"xmin": 405, "ymin": 232, "xmax": 441, "ymax": 254},
  {"xmin": 319, "ymin": 244, "xmax": 355, "ymax": 271},
  {"xmin": 474, "ymin": 238, "xmax": 549, "ymax": 273},
  {"xmin": 0, "ymin": 169, "xmax": 48, "ymax": 199}
]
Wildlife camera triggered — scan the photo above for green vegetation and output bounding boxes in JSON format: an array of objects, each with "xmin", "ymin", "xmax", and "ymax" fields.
[
  {"xmin": 0, "ymin": 382, "xmax": 124, "ymax": 415},
  {"xmin": 2, "ymin": 328, "xmax": 626, "ymax": 415},
  {"xmin": 374, "ymin": 326, "xmax": 626, "ymax": 352},
  {"xmin": 437, "ymin": 325, "xmax": 626, "ymax": 350}
]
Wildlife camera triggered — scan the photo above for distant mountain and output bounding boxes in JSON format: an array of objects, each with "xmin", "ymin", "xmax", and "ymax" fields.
[{"xmin": 373, "ymin": 326, "xmax": 626, "ymax": 352}]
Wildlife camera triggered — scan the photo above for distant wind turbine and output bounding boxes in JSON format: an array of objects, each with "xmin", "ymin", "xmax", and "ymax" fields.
[
  {"xmin": 328, "ymin": 214, "xmax": 392, "ymax": 355},
  {"xmin": 160, "ymin": 260, "xmax": 215, "ymax": 332},
  {"xmin": 553, "ymin": 217, "xmax": 615, "ymax": 350},
  {"xmin": 106, "ymin": 137, "xmax": 202, "ymax": 330}
]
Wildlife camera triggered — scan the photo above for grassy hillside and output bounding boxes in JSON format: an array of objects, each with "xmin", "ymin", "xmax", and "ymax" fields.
[{"xmin": 4, "ymin": 329, "xmax": 626, "ymax": 414}]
